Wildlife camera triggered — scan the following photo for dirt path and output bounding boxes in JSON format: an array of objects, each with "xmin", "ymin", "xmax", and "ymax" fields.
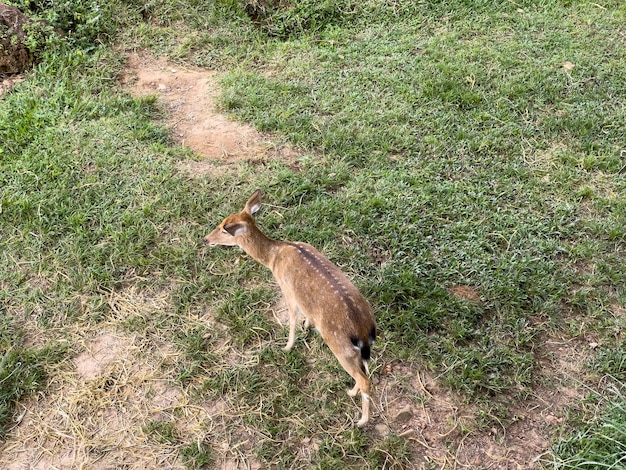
[{"xmin": 119, "ymin": 52, "xmax": 298, "ymax": 173}]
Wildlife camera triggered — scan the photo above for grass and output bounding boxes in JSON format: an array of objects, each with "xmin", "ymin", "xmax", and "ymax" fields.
[
  {"xmin": 211, "ymin": 0, "xmax": 626, "ymax": 400},
  {"xmin": 1, "ymin": 0, "xmax": 625, "ymax": 467},
  {"xmin": 552, "ymin": 385, "xmax": 626, "ymax": 469},
  {"xmin": 0, "ymin": 317, "xmax": 66, "ymax": 439}
]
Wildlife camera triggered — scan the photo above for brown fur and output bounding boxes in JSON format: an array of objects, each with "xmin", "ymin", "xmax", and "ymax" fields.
[{"xmin": 205, "ymin": 189, "xmax": 376, "ymax": 426}]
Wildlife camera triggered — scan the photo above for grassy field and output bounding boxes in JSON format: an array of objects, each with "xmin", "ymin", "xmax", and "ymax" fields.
[{"xmin": 1, "ymin": 0, "xmax": 625, "ymax": 468}]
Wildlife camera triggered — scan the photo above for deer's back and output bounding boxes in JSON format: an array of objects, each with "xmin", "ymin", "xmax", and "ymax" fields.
[{"xmin": 272, "ymin": 242, "xmax": 374, "ymax": 341}]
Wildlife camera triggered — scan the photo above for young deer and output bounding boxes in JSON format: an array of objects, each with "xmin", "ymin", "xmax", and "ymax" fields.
[{"xmin": 205, "ymin": 189, "xmax": 376, "ymax": 427}]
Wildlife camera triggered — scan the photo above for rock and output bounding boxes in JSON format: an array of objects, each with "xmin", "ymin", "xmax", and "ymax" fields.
[
  {"xmin": 394, "ymin": 405, "xmax": 414, "ymax": 424},
  {"xmin": 0, "ymin": 4, "xmax": 32, "ymax": 73}
]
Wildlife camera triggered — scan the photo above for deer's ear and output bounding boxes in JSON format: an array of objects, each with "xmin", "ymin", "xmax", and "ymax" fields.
[
  {"xmin": 245, "ymin": 189, "xmax": 262, "ymax": 216},
  {"xmin": 223, "ymin": 222, "xmax": 248, "ymax": 237}
]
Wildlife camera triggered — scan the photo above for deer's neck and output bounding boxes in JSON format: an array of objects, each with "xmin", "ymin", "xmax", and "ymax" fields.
[{"xmin": 239, "ymin": 228, "xmax": 284, "ymax": 269}]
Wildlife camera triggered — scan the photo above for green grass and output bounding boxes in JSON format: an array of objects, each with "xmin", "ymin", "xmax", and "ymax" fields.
[
  {"xmin": 0, "ymin": 317, "xmax": 66, "ymax": 439},
  {"xmin": 211, "ymin": 0, "xmax": 626, "ymax": 401},
  {"xmin": 1, "ymin": 0, "xmax": 625, "ymax": 467},
  {"xmin": 181, "ymin": 440, "xmax": 214, "ymax": 470},
  {"xmin": 552, "ymin": 386, "xmax": 626, "ymax": 469},
  {"xmin": 144, "ymin": 418, "xmax": 181, "ymax": 444}
]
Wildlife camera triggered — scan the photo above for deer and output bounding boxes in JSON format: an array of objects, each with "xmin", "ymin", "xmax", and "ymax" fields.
[{"xmin": 204, "ymin": 189, "xmax": 376, "ymax": 427}]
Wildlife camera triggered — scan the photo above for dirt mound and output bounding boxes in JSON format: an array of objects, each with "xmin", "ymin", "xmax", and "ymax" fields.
[{"xmin": 0, "ymin": 4, "xmax": 32, "ymax": 74}]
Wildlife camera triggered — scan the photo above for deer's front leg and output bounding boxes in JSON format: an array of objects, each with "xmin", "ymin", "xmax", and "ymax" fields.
[{"xmin": 283, "ymin": 298, "xmax": 299, "ymax": 351}]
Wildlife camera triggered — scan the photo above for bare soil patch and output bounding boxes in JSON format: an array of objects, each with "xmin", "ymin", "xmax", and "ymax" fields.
[
  {"xmin": 449, "ymin": 285, "xmax": 483, "ymax": 304},
  {"xmin": 119, "ymin": 52, "xmax": 300, "ymax": 176},
  {"xmin": 0, "ymin": 73, "xmax": 24, "ymax": 95},
  {"xmin": 378, "ymin": 332, "xmax": 595, "ymax": 469}
]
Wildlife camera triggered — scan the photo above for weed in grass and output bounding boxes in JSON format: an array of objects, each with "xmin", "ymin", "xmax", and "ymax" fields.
[
  {"xmin": 257, "ymin": 342, "xmax": 308, "ymax": 384},
  {"xmin": 202, "ymin": 363, "xmax": 263, "ymax": 398},
  {"xmin": 176, "ymin": 325, "xmax": 215, "ymax": 359},
  {"xmin": 369, "ymin": 434, "xmax": 413, "ymax": 470},
  {"xmin": 216, "ymin": 286, "xmax": 277, "ymax": 348},
  {"xmin": 314, "ymin": 428, "xmax": 370, "ymax": 468},
  {"xmin": 8, "ymin": 0, "xmax": 127, "ymax": 50},
  {"xmin": 591, "ymin": 343, "xmax": 626, "ymax": 382},
  {"xmin": 243, "ymin": 0, "xmax": 358, "ymax": 39},
  {"xmin": 310, "ymin": 428, "xmax": 412, "ymax": 469}
]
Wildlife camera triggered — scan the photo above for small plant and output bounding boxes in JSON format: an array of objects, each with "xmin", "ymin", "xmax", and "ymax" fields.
[
  {"xmin": 143, "ymin": 419, "xmax": 180, "ymax": 445},
  {"xmin": 7, "ymin": 0, "xmax": 126, "ymax": 50},
  {"xmin": 370, "ymin": 434, "xmax": 413, "ymax": 470},
  {"xmin": 181, "ymin": 440, "xmax": 214, "ymax": 469},
  {"xmin": 592, "ymin": 343, "xmax": 626, "ymax": 381}
]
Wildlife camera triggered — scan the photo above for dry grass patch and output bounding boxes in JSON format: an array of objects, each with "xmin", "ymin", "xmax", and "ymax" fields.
[
  {"xmin": 0, "ymin": 282, "xmax": 599, "ymax": 469},
  {"xmin": 1, "ymin": 285, "xmax": 211, "ymax": 469},
  {"xmin": 0, "ymin": 317, "xmax": 213, "ymax": 470}
]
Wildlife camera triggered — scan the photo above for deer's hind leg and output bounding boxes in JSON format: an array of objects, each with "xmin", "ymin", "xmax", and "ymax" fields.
[{"xmin": 334, "ymin": 347, "xmax": 372, "ymax": 427}]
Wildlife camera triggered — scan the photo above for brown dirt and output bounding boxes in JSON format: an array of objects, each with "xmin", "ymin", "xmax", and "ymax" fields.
[
  {"xmin": 0, "ymin": 72, "xmax": 24, "ymax": 94},
  {"xmin": 449, "ymin": 285, "xmax": 483, "ymax": 304},
  {"xmin": 118, "ymin": 52, "xmax": 300, "ymax": 175},
  {"xmin": 0, "ymin": 53, "xmax": 595, "ymax": 469},
  {"xmin": 0, "ymin": 4, "xmax": 32, "ymax": 74},
  {"xmin": 374, "ymin": 332, "xmax": 592, "ymax": 469}
]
